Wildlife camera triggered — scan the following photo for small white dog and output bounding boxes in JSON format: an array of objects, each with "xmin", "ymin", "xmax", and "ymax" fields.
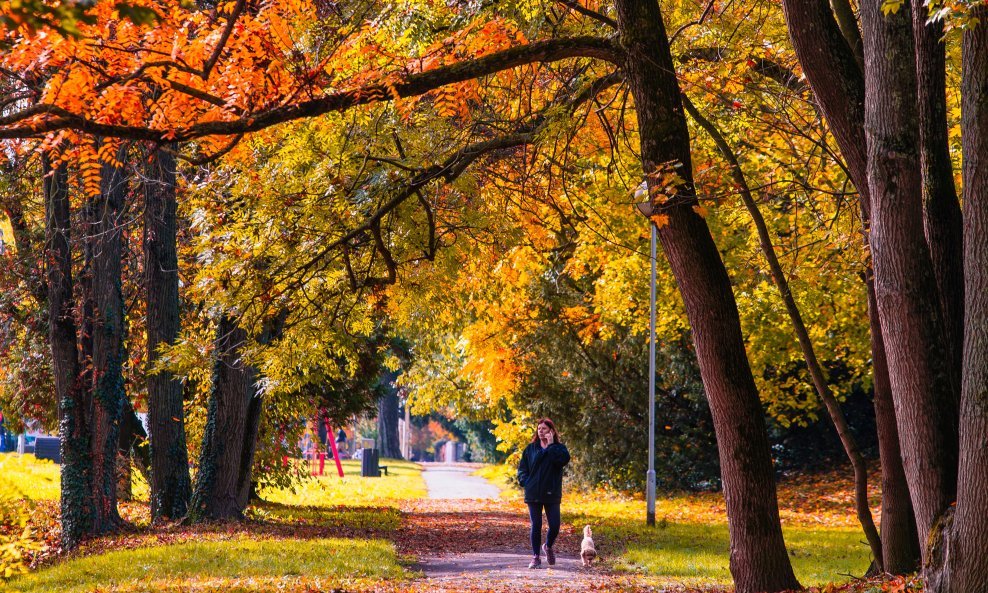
[{"xmin": 580, "ymin": 525, "xmax": 597, "ymax": 567}]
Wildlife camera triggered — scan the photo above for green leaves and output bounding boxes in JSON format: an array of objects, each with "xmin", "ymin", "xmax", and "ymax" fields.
[{"xmin": 880, "ymin": 0, "xmax": 905, "ymax": 15}]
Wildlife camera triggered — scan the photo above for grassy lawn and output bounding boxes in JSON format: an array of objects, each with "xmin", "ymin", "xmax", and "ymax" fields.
[
  {"xmin": 6, "ymin": 536, "xmax": 410, "ymax": 593},
  {"xmin": 579, "ymin": 505, "xmax": 869, "ymax": 588},
  {"xmin": 260, "ymin": 458, "xmax": 427, "ymax": 508},
  {"xmin": 0, "ymin": 453, "xmax": 61, "ymax": 501},
  {"xmin": 1, "ymin": 454, "xmax": 424, "ymax": 591}
]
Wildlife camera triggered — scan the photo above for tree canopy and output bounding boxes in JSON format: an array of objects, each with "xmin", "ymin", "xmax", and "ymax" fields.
[{"xmin": 2, "ymin": 0, "xmax": 988, "ymax": 591}]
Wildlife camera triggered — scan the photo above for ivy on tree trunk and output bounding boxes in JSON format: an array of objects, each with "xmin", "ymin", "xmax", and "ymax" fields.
[
  {"xmin": 144, "ymin": 145, "xmax": 192, "ymax": 521},
  {"xmin": 45, "ymin": 154, "xmax": 92, "ymax": 550}
]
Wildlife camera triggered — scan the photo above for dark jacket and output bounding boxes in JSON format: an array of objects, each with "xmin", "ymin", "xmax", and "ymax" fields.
[{"xmin": 517, "ymin": 441, "xmax": 571, "ymax": 504}]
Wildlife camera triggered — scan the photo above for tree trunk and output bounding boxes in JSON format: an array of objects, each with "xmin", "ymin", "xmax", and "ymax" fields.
[
  {"xmin": 235, "ymin": 389, "xmax": 263, "ymax": 511},
  {"xmin": 614, "ymin": 2, "xmax": 799, "ymax": 591},
  {"xmin": 189, "ymin": 314, "xmax": 257, "ymax": 522},
  {"xmin": 780, "ymin": 0, "xmax": 868, "ymax": 204},
  {"xmin": 867, "ymin": 272, "xmax": 921, "ymax": 573},
  {"xmin": 912, "ymin": 2, "xmax": 964, "ymax": 417},
  {"xmin": 377, "ymin": 378, "xmax": 402, "ymax": 459},
  {"xmin": 45, "ymin": 154, "xmax": 92, "ymax": 550},
  {"xmin": 830, "ymin": 0, "xmax": 864, "ymax": 71},
  {"xmin": 781, "ymin": 0, "xmax": 921, "ymax": 572},
  {"xmin": 861, "ymin": 0, "xmax": 956, "ymax": 565},
  {"xmin": 144, "ymin": 146, "xmax": 191, "ymax": 521},
  {"xmin": 88, "ymin": 148, "xmax": 129, "ymax": 533},
  {"xmin": 943, "ymin": 9, "xmax": 988, "ymax": 592},
  {"xmin": 683, "ymin": 95, "xmax": 883, "ymax": 569}
]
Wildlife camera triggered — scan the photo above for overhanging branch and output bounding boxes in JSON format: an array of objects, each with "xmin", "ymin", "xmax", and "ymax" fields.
[{"xmin": 0, "ymin": 36, "xmax": 622, "ymax": 141}]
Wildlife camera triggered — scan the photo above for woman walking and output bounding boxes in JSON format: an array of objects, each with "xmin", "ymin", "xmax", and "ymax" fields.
[{"xmin": 517, "ymin": 418, "xmax": 570, "ymax": 568}]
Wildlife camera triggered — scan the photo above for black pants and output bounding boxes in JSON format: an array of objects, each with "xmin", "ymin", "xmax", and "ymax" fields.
[{"xmin": 527, "ymin": 501, "xmax": 561, "ymax": 556}]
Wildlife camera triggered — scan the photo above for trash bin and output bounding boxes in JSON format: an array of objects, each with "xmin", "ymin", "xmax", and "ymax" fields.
[
  {"xmin": 360, "ymin": 448, "xmax": 380, "ymax": 477},
  {"xmin": 34, "ymin": 436, "xmax": 61, "ymax": 463}
]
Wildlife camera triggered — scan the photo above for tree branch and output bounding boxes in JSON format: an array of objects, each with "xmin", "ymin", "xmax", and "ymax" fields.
[
  {"xmin": 556, "ymin": 0, "xmax": 617, "ymax": 29},
  {"xmin": 201, "ymin": 0, "xmax": 247, "ymax": 80},
  {"xmin": 0, "ymin": 36, "xmax": 621, "ymax": 141}
]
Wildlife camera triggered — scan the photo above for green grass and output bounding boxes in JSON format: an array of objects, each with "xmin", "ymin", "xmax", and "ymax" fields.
[
  {"xmin": 595, "ymin": 518, "xmax": 868, "ymax": 587},
  {"xmin": 248, "ymin": 503, "xmax": 403, "ymax": 531},
  {"xmin": 566, "ymin": 494, "xmax": 870, "ymax": 588},
  {"xmin": 6, "ymin": 536, "xmax": 411, "ymax": 593},
  {"xmin": 0, "ymin": 454, "xmax": 61, "ymax": 501},
  {"xmin": 0, "ymin": 453, "xmax": 150, "ymax": 503},
  {"xmin": 260, "ymin": 458, "xmax": 426, "ymax": 507}
]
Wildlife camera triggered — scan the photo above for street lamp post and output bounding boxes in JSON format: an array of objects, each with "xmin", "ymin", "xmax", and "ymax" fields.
[{"xmin": 635, "ymin": 183, "xmax": 657, "ymax": 527}]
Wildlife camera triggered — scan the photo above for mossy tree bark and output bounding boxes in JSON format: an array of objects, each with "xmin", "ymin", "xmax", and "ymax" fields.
[
  {"xmin": 45, "ymin": 154, "xmax": 93, "ymax": 550},
  {"xmin": 87, "ymin": 146, "xmax": 130, "ymax": 533},
  {"xmin": 190, "ymin": 314, "xmax": 262, "ymax": 522},
  {"xmin": 613, "ymin": 1, "xmax": 799, "ymax": 591},
  {"xmin": 143, "ymin": 146, "xmax": 192, "ymax": 521}
]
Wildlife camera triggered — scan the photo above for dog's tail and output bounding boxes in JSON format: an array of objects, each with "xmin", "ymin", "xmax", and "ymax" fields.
[{"xmin": 584, "ymin": 525, "xmax": 593, "ymax": 538}]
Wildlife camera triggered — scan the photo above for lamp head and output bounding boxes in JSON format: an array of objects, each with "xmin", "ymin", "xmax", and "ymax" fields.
[{"xmin": 634, "ymin": 181, "xmax": 652, "ymax": 218}]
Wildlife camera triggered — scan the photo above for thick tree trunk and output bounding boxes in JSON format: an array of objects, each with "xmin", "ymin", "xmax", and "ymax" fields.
[
  {"xmin": 684, "ymin": 95, "xmax": 883, "ymax": 569},
  {"xmin": 861, "ymin": 0, "xmax": 956, "ymax": 565},
  {"xmin": 45, "ymin": 155, "xmax": 92, "ymax": 550},
  {"xmin": 189, "ymin": 315, "xmax": 258, "ymax": 522},
  {"xmin": 912, "ymin": 2, "xmax": 964, "ymax": 415},
  {"xmin": 88, "ymin": 149, "xmax": 129, "ymax": 533},
  {"xmin": 781, "ymin": 0, "xmax": 920, "ymax": 572},
  {"xmin": 943, "ymin": 10, "xmax": 988, "ymax": 592},
  {"xmin": 867, "ymin": 273, "xmax": 921, "ymax": 573},
  {"xmin": 144, "ymin": 146, "xmax": 191, "ymax": 521},
  {"xmin": 377, "ymin": 380, "xmax": 402, "ymax": 459},
  {"xmin": 614, "ymin": 2, "xmax": 799, "ymax": 591}
]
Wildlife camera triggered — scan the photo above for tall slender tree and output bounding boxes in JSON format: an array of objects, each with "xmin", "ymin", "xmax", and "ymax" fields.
[
  {"xmin": 614, "ymin": 1, "xmax": 799, "ymax": 590},
  {"xmin": 912, "ymin": 4, "xmax": 964, "ymax": 404},
  {"xmin": 779, "ymin": 0, "xmax": 921, "ymax": 571},
  {"xmin": 945, "ymin": 6, "xmax": 988, "ymax": 592}
]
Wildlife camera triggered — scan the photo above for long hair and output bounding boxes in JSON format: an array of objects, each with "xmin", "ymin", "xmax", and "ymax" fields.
[{"xmin": 531, "ymin": 418, "xmax": 562, "ymax": 444}]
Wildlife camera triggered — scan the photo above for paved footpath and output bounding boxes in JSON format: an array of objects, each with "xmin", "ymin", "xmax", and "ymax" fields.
[{"xmin": 420, "ymin": 462, "xmax": 501, "ymax": 499}]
